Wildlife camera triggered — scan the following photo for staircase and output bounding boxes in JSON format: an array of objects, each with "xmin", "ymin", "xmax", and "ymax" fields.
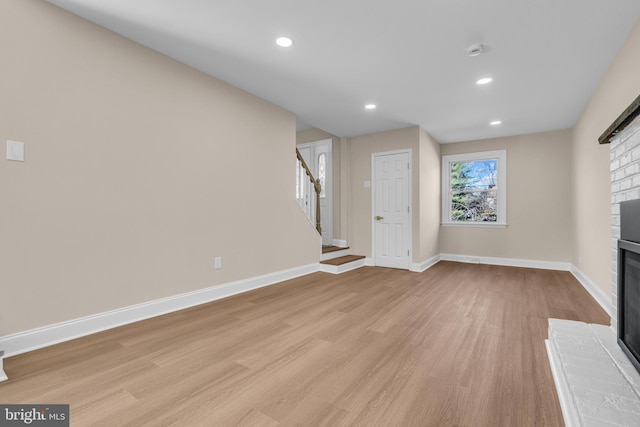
[
  {"xmin": 320, "ymin": 246, "xmax": 366, "ymax": 274},
  {"xmin": 296, "ymin": 149, "xmax": 365, "ymax": 273},
  {"xmin": 296, "ymin": 148, "xmax": 322, "ymax": 234}
]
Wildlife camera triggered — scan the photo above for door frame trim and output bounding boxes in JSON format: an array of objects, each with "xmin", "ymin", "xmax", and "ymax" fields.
[{"xmin": 371, "ymin": 148, "xmax": 412, "ymax": 269}]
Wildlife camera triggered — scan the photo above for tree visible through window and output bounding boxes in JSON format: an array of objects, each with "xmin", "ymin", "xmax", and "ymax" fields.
[
  {"xmin": 442, "ymin": 150, "xmax": 506, "ymax": 226},
  {"xmin": 450, "ymin": 160, "xmax": 497, "ymax": 222}
]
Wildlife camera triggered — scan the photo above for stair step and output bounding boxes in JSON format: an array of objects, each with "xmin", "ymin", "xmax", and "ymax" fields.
[
  {"xmin": 322, "ymin": 245, "xmax": 349, "ymax": 254},
  {"xmin": 320, "ymin": 255, "xmax": 366, "ymax": 274},
  {"xmin": 321, "ymin": 255, "xmax": 365, "ymax": 266}
]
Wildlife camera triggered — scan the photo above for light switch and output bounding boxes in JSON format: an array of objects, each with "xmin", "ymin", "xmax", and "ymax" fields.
[
  {"xmin": 364, "ymin": 180, "xmax": 371, "ymax": 188},
  {"xmin": 6, "ymin": 140, "xmax": 25, "ymax": 162}
]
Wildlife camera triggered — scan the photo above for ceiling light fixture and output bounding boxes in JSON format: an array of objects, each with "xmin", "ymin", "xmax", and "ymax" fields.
[
  {"xmin": 476, "ymin": 77, "xmax": 493, "ymax": 85},
  {"xmin": 490, "ymin": 120, "xmax": 502, "ymax": 126},
  {"xmin": 365, "ymin": 104, "xmax": 377, "ymax": 110},
  {"xmin": 276, "ymin": 36, "xmax": 293, "ymax": 47}
]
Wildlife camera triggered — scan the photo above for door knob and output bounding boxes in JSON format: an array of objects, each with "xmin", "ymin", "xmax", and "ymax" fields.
[{"xmin": 375, "ymin": 215, "xmax": 384, "ymax": 220}]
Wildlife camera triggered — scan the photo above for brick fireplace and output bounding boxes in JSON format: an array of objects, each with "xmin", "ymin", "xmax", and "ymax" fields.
[{"xmin": 611, "ymin": 114, "xmax": 640, "ymax": 333}]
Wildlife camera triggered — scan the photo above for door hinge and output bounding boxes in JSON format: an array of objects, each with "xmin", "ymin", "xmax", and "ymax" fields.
[
  {"xmin": 407, "ymin": 250, "xmax": 410, "ymax": 256},
  {"xmin": 407, "ymin": 206, "xmax": 409, "ymax": 213}
]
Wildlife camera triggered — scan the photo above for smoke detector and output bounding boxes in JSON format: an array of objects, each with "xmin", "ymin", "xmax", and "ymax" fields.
[{"xmin": 468, "ymin": 44, "xmax": 485, "ymax": 57}]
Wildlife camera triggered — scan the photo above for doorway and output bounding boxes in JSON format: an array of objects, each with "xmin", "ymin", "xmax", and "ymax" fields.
[{"xmin": 298, "ymin": 139, "xmax": 332, "ymax": 246}]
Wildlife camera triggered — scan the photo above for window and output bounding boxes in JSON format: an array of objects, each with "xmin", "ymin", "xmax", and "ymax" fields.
[
  {"xmin": 318, "ymin": 153, "xmax": 326, "ymax": 198},
  {"xmin": 441, "ymin": 150, "xmax": 506, "ymax": 227},
  {"xmin": 296, "ymin": 159, "xmax": 303, "ymax": 199}
]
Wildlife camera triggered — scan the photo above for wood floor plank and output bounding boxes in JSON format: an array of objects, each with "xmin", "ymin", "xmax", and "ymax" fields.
[{"xmin": 0, "ymin": 261, "xmax": 609, "ymax": 426}]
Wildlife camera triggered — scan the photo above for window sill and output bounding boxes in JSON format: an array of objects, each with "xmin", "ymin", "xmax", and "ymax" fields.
[{"xmin": 441, "ymin": 222, "xmax": 507, "ymax": 229}]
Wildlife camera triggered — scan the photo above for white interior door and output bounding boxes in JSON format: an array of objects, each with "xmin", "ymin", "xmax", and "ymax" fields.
[{"xmin": 373, "ymin": 151, "xmax": 410, "ymax": 269}]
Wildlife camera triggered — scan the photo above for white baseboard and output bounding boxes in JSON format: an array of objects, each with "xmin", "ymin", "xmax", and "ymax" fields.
[
  {"xmin": 410, "ymin": 255, "xmax": 441, "ymax": 272},
  {"xmin": 439, "ymin": 253, "xmax": 571, "ymax": 271},
  {"xmin": 569, "ymin": 265, "xmax": 612, "ymax": 316},
  {"xmin": 367, "ymin": 253, "xmax": 553, "ymax": 273},
  {"xmin": 0, "ymin": 254, "xmax": 613, "ymax": 360},
  {"xmin": 331, "ymin": 239, "xmax": 348, "ymax": 248},
  {"xmin": 0, "ymin": 263, "xmax": 320, "ymax": 358},
  {"xmin": 438, "ymin": 253, "xmax": 611, "ymax": 317}
]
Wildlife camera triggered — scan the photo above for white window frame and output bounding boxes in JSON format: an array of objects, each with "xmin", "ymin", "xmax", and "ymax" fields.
[{"xmin": 441, "ymin": 149, "xmax": 507, "ymax": 228}]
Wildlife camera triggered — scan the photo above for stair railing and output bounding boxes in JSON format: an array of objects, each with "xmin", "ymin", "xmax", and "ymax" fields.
[{"xmin": 296, "ymin": 148, "xmax": 322, "ymax": 235}]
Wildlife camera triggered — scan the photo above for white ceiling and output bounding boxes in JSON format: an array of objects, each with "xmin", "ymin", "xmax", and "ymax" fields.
[{"xmin": 47, "ymin": 0, "xmax": 640, "ymax": 143}]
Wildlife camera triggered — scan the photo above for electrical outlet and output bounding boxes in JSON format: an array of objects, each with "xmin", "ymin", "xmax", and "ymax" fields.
[{"xmin": 214, "ymin": 257, "xmax": 222, "ymax": 270}]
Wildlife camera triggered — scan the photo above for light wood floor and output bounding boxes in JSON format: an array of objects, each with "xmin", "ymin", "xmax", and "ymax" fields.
[{"xmin": 0, "ymin": 262, "xmax": 609, "ymax": 426}]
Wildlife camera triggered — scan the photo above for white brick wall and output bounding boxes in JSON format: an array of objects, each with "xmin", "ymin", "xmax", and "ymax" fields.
[{"xmin": 611, "ymin": 115, "xmax": 640, "ymax": 332}]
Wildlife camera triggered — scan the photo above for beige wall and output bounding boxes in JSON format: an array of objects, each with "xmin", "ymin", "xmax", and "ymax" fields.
[
  {"xmin": 440, "ymin": 130, "xmax": 573, "ymax": 262},
  {"xmin": 0, "ymin": 0, "xmax": 319, "ymax": 336},
  {"xmin": 419, "ymin": 128, "xmax": 441, "ymax": 261},
  {"xmin": 571, "ymin": 19, "xmax": 640, "ymax": 297},
  {"xmin": 296, "ymin": 128, "xmax": 335, "ymax": 144}
]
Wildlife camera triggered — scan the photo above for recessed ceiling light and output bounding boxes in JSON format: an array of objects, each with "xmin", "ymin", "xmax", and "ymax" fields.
[
  {"xmin": 490, "ymin": 120, "xmax": 502, "ymax": 126},
  {"xmin": 476, "ymin": 77, "xmax": 493, "ymax": 85},
  {"xmin": 365, "ymin": 104, "xmax": 377, "ymax": 110},
  {"xmin": 276, "ymin": 36, "xmax": 293, "ymax": 47}
]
